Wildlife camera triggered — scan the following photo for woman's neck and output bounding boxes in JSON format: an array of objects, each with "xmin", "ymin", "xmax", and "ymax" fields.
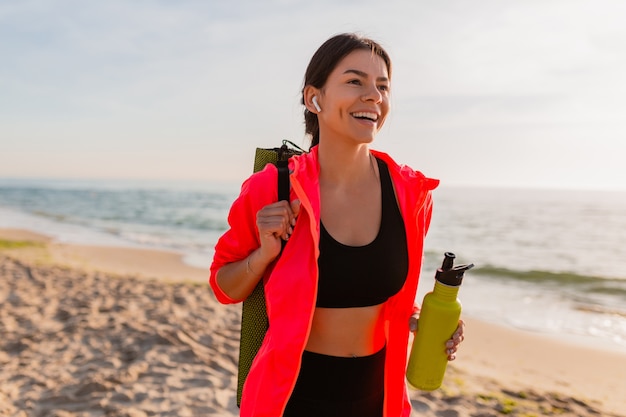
[{"xmin": 317, "ymin": 142, "xmax": 376, "ymax": 187}]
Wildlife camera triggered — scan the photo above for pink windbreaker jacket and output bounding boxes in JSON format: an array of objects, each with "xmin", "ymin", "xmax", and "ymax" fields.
[{"xmin": 210, "ymin": 146, "xmax": 439, "ymax": 417}]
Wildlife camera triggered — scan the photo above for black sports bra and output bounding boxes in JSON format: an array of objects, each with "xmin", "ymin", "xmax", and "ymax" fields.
[{"xmin": 316, "ymin": 158, "xmax": 408, "ymax": 308}]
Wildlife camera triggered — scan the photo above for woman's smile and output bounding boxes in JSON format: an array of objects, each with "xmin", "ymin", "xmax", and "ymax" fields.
[{"xmin": 351, "ymin": 111, "xmax": 380, "ymax": 127}]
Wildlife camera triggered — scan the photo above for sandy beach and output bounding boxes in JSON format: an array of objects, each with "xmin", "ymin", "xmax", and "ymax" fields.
[{"xmin": 1, "ymin": 228, "xmax": 625, "ymax": 417}]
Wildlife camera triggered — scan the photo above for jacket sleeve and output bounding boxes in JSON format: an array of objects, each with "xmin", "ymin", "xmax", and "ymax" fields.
[{"xmin": 209, "ymin": 165, "xmax": 278, "ymax": 304}]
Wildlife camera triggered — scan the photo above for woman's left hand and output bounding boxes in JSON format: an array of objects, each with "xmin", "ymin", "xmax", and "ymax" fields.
[
  {"xmin": 409, "ymin": 315, "xmax": 465, "ymax": 362},
  {"xmin": 445, "ymin": 319, "xmax": 465, "ymax": 361}
]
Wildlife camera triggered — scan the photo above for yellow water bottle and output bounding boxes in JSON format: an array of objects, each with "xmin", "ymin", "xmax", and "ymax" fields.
[{"xmin": 406, "ymin": 252, "xmax": 474, "ymax": 391}]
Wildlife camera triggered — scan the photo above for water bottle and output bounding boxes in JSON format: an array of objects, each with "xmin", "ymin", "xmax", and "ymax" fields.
[{"xmin": 406, "ymin": 252, "xmax": 474, "ymax": 391}]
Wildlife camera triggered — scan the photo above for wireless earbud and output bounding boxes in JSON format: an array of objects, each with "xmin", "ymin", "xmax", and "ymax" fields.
[{"xmin": 312, "ymin": 96, "xmax": 322, "ymax": 112}]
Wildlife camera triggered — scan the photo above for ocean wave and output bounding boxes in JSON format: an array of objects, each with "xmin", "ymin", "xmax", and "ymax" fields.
[
  {"xmin": 474, "ymin": 264, "xmax": 626, "ymax": 284},
  {"xmin": 0, "ymin": 186, "xmax": 231, "ymax": 233},
  {"xmin": 574, "ymin": 303, "xmax": 626, "ymax": 318}
]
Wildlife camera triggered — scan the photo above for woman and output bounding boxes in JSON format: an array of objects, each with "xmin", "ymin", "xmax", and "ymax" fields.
[{"xmin": 210, "ymin": 33, "xmax": 465, "ymax": 417}]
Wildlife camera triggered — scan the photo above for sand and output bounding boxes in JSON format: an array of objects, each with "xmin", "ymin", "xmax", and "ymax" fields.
[{"xmin": 1, "ymin": 227, "xmax": 625, "ymax": 417}]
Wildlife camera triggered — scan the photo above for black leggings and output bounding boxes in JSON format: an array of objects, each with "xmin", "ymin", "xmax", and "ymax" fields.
[{"xmin": 283, "ymin": 347, "xmax": 385, "ymax": 417}]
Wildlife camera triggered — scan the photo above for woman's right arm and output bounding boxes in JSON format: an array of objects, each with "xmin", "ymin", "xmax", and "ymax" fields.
[{"xmin": 215, "ymin": 199, "xmax": 300, "ymax": 301}]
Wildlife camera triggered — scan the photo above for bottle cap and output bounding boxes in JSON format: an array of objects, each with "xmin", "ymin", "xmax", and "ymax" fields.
[{"xmin": 435, "ymin": 252, "xmax": 474, "ymax": 286}]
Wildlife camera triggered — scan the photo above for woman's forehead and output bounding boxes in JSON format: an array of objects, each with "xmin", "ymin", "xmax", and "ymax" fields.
[{"xmin": 332, "ymin": 50, "xmax": 390, "ymax": 80}]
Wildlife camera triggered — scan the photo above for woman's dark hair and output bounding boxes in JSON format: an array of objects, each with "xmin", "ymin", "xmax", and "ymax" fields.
[{"xmin": 302, "ymin": 33, "xmax": 392, "ymax": 148}]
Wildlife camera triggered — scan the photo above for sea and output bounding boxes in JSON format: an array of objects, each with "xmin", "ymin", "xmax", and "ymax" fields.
[{"xmin": 1, "ymin": 178, "xmax": 625, "ymax": 353}]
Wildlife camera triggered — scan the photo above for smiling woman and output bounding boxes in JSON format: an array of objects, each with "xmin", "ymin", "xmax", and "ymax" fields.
[{"xmin": 209, "ymin": 33, "xmax": 463, "ymax": 417}]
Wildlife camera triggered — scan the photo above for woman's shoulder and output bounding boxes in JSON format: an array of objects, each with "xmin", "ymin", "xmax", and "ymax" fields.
[
  {"xmin": 237, "ymin": 162, "xmax": 280, "ymax": 203},
  {"xmin": 290, "ymin": 145, "xmax": 318, "ymax": 171},
  {"xmin": 371, "ymin": 149, "xmax": 439, "ymax": 190}
]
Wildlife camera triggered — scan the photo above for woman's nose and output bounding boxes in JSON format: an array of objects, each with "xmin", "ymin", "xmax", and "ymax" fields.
[{"xmin": 362, "ymin": 84, "xmax": 383, "ymax": 103}]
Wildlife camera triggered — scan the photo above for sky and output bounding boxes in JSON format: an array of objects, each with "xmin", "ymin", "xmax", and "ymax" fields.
[{"xmin": 1, "ymin": 0, "xmax": 626, "ymax": 191}]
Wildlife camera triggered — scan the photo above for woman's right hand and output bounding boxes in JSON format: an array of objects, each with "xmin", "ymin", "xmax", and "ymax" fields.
[
  {"xmin": 255, "ymin": 199, "xmax": 301, "ymax": 262},
  {"xmin": 214, "ymin": 199, "xmax": 301, "ymax": 301}
]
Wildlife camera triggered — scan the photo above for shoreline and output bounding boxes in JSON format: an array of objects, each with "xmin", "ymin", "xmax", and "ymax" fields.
[
  {"xmin": 1, "ymin": 227, "xmax": 625, "ymax": 416},
  {"xmin": 0, "ymin": 227, "xmax": 209, "ymax": 283}
]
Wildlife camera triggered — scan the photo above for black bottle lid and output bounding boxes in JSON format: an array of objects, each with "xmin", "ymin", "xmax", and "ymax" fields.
[{"xmin": 435, "ymin": 252, "xmax": 474, "ymax": 287}]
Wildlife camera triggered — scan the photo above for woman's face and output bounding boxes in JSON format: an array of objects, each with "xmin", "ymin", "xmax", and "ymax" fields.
[{"xmin": 317, "ymin": 49, "xmax": 390, "ymax": 146}]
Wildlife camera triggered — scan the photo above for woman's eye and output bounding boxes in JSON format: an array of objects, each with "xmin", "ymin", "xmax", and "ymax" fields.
[
  {"xmin": 348, "ymin": 79, "xmax": 361, "ymax": 85},
  {"xmin": 378, "ymin": 84, "xmax": 389, "ymax": 92}
]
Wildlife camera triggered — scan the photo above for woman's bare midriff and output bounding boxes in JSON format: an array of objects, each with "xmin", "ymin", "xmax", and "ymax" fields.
[{"xmin": 304, "ymin": 304, "xmax": 386, "ymax": 358}]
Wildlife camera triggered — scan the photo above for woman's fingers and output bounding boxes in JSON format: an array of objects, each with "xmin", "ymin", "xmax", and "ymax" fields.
[
  {"xmin": 446, "ymin": 319, "xmax": 465, "ymax": 361},
  {"xmin": 257, "ymin": 200, "xmax": 299, "ymax": 241}
]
